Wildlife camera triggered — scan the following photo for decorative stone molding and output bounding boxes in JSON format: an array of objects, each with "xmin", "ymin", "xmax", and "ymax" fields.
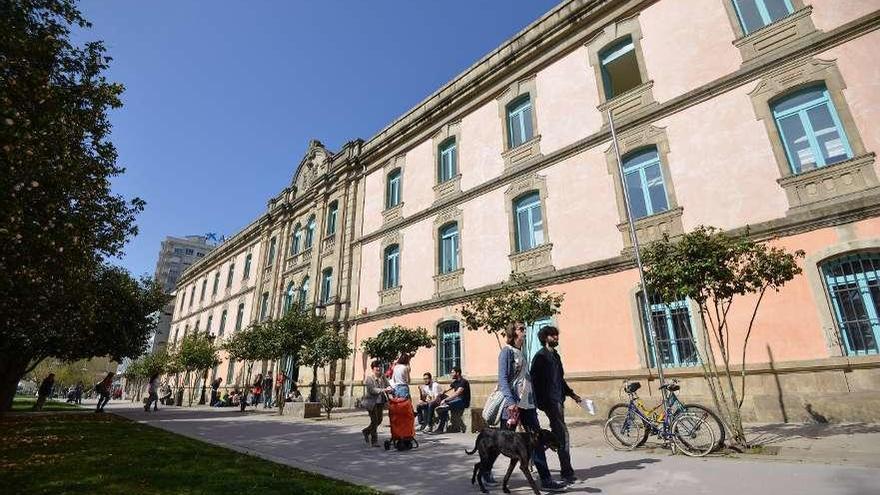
[
  {"xmin": 585, "ymin": 14, "xmax": 655, "ymax": 125},
  {"xmin": 432, "ymin": 122, "xmax": 464, "ymax": 202},
  {"xmin": 321, "ymin": 234, "xmax": 336, "ymax": 256},
  {"xmin": 778, "ymin": 153, "xmax": 879, "ymax": 211},
  {"xmin": 749, "ymin": 58, "xmax": 874, "ymax": 211},
  {"xmin": 721, "ymin": 2, "xmax": 819, "ymax": 63},
  {"xmin": 508, "ymin": 243, "xmax": 554, "ymax": 275},
  {"xmin": 432, "ymin": 207, "xmax": 465, "ymax": 296},
  {"xmin": 383, "ymin": 154, "xmax": 406, "ymax": 215},
  {"xmin": 433, "ymin": 174, "xmax": 462, "ymax": 203},
  {"xmin": 503, "ymin": 174, "xmax": 553, "ymax": 274},
  {"xmin": 497, "ymin": 77, "xmax": 542, "ymax": 168},
  {"xmin": 379, "ymin": 231, "xmax": 403, "ymax": 300},
  {"xmin": 300, "ymin": 248, "xmax": 312, "ymax": 266},
  {"xmin": 382, "ymin": 202, "xmax": 404, "ymax": 225},
  {"xmin": 378, "ymin": 286, "xmax": 401, "ymax": 308},
  {"xmin": 617, "ymin": 207, "xmax": 684, "ymax": 249},
  {"xmin": 434, "ymin": 269, "xmax": 465, "ymax": 297}
]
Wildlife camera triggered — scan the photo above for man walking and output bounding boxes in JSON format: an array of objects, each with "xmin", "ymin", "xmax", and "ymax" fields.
[
  {"xmin": 33, "ymin": 373, "xmax": 55, "ymax": 411},
  {"xmin": 530, "ymin": 325, "xmax": 581, "ymax": 484}
]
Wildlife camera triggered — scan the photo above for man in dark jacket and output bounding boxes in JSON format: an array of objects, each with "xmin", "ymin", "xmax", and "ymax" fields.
[
  {"xmin": 530, "ymin": 325, "xmax": 581, "ymax": 484},
  {"xmin": 33, "ymin": 373, "xmax": 55, "ymax": 411}
]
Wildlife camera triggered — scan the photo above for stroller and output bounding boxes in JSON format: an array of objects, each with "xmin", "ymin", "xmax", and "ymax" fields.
[{"xmin": 384, "ymin": 396, "xmax": 419, "ymax": 451}]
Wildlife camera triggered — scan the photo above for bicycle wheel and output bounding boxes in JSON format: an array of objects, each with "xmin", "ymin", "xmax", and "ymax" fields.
[
  {"xmin": 682, "ymin": 403, "xmax": 726, "ymax": 451},
  {"xmin": 607, "ymin": 403, "xmax": 649, "ymax": 446},
  {"xmin": 604, "ymin": 413, "xmax": 648, "ymax": 450},
  {"xmin": 671, "ymin": 412, "xmax": 715, "ymax": 457}
]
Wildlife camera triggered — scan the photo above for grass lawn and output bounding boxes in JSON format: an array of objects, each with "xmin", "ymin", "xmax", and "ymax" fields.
[
  {"xmin": 0, "ymin": 411, "xmax": 382, "ymax": 494},
  {"xmin": 12, "ymin": 397, "xmax": 83, "ymax": 412}
]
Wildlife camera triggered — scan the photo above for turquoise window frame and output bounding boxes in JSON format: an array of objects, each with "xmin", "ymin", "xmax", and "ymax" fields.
[
  {"xmin": 305, "ymin": 217, "xmax": 316, "ymax": 249},
  {"xmin": 439, "ymin": 223, "xmax": 459, "ymax": 274},
  {"xmin": 218, "ymin": 310, "xmax": 227, "ymax": 337},
  {"xmin": 227, "ymin": 263, "xmax": 235, "ymax": 287},
  {"xmin": 212, "ymin": 272, "xmax": 219, "ymax": 296},
  {"xmin": 299, "ymin": 277, "xmax": 310, "ymax": 310},
  {"xmin": 283, "ymin": 282, "xmax": 295, "ymax": 314},
  {"xmin": 326, "ymin": 202, "xmax": 338, "ymax": 235},
  {"xmin": 772, "ymin": 85, "xmax": 853, "ymax": 175},
  {"xmin": 383, "ymin": 244, "xmax": 400, "ymax": 289},
  {"xmin": 822, "ymin": 253, "xmax": 880, "ymax": 356},
  {"xmin": 622, "ymin": 147, "xmax": 670, "ymax": 220},
  {"xmin": 267, "ymin": 237, "xmax": 276, "ymax": 266},
  {"xmin": 640, "ymin": 294, "xmax": 699, "ymax": 367},
  {"xmin": 599, "ymin": 36, "xmax": 637, "ymax": 100},
  {"xmin": 732, "ymin": 0, "xmax": 794, "ymax": 35},
  {"xmin": 320, "ymin": 269, "xmax": 333, "ymax": 305},
  {"xmin": 438, "ymin": 138, "xmax": 457, "ymax": 183},
  {"xmin": 243, "ymin": 254, "xmax": 252, "ymax": 279},
  {"xmin": 514, "ymin": 192, "xmax": 543, "ymax": 253},
  {"xmin": 291, "ymin": 224, "xmax": 302, "ymax": 255},
  {"xmin": 234, "ymin": 303, "xmax": 245, "ymax": 331},
  {"xmin": 524, "ymin": 318, "xmax": 552, "ymax": 367},
  {"xmin": 386, "ymin": 169, "xmax": 401, "ymax": 209},
  {"xmin": 259, "ymin": 292, "xmax": 270, "ymax": 321},
  {"xmin": 437, "ymin": 321, "xmax": 461, "ymax": 377},
  {"xmin": 506, "ymin": 95, "xmax": 533, "ymax": 149}
]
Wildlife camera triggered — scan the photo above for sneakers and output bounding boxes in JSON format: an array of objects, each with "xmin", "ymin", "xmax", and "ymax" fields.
[
  {"xmin": 540, "ymin": 480, "xmax": 567, "ymax": 492},
  {"xmin": 562, "ymin": 474, "xmax": 578, "ymax": 484}
]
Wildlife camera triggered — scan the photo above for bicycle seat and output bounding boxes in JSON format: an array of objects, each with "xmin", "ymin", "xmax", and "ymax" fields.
[
  {"xmin": 659, "ymin": 383, "xmax": 680, "ymax": 392},
  {"xmin": 624, "ymin": 382, "xmax": 641, "ymax": 394}
]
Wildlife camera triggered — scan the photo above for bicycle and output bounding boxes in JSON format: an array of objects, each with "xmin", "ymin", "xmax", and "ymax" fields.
[
  {"xmin": 607, "ymin": 379, "xmax": 726, "ymax": 451},
  {"xmin": 603, "ymin": 381, "xmax": 716, "ymax": 457}
]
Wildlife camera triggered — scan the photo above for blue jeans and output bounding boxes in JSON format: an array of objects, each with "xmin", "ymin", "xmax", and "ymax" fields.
[
  {"xmin": 263, "ymin": 389, "xmax": 273, "ymax": 408},
  {"xmin": 501, "ymin": 407, "xmax": 552, "ymax": 483},
  {"xmin": 435, "ymin": 397, "xmax": 466, "ymax": 432},
  {"xmin": 394, "ymin": 384, "xmax": 410, "ymax": 399}
]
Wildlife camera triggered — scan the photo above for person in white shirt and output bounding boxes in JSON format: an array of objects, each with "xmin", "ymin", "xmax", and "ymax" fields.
[
  {"xmin": 416, "ymin": 372, "xmax": 444, "ymax": 431},
  {"xmin": 390, "ymin": 353, "xmax": 412, "ymax": 399}
]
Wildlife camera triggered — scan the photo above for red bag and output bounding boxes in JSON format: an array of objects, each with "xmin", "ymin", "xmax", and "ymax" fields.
[{"xmin": 387, "ymin": 396, "xmax": 415, "ymax": 441}]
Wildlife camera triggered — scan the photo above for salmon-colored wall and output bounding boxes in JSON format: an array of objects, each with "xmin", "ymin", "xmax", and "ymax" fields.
[
  {"xmin": 362, "ymin": 167, "xmax": 384, "ymax": 235},
  {"xmin": 460, "ymin": 99, "xmax": 505, "ymax": 192},
  {"xmin": 535, "ymin": 46, "xmax": 603, "ymax": 155},
  {"xmin": 401, "ymin": 139, "xmax": 434, "ymax": 218},
  {"xmin": 810, "ymin": 0, "xmax": 879, "ymax": 32},
  {"xmin": 641, "ymin": 0, "xmax": 741, "ymax": 103},
  {"xmin": 358, "ymin": 239, "xmax": 381, "ymax": 311},
  {"xmin": 460, "ymin": 188, "xmax": 511, "ymax": 290},
  {"xmin": 399, "ymin": 219, "xmax": 435, "ymax": 305},
  {"xmin": 543, "ymin": 149, "xmax": 623, "ymax": 269}
]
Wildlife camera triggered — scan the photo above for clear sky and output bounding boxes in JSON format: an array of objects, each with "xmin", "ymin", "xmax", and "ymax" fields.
[{"xmin": 75, "ymin": 1, "xmax": 560, "ymax": 278}]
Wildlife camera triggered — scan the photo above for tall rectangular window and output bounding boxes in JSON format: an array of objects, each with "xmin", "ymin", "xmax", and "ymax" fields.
[
  {"xmin": 218, "ymin": 310, "xmax": 227, "ymax": 337},
  {"xmin": 305, "ymin": 217, "xmax": 316, "ymax": 249},
  {"xmin": 320, "ymin": 269, "xmax": 333, "ymax": 305},
  {"xmin": 639, "ymin": 293, "xmax": 699, "ymax": 367},
  {"xmin": 206, "ymin": 315, "xmax": 213, "ymax": 335},
  {"xmin": 212, "ymin": 272, "xmax": 220, "ymax": 296},
  {"xmin": 622, "ymin": 147, "xmax": 669, "ymax": 220},
  {"xmin": 326, "ymin": 202, "xmax": 338, "ymax": 236},
  {"xmin": 227, "ymin": 262, "xmax": 235, "ymax": 287},
  {"xmin": 226, "ymin": 359, "xmax": 235, "ymax": 385},
  {"xmin": 200, "ymin": 279, "xmax": 207, "ymax": 302},
  {"xmin": 439, "ymin": 223, "xmax": 459, "ymax": 274},
  {"xmin": 259, "ymin": 292, "xmax": 270, "ymax": 321},
  {"xmin": 524, "ymin": 318, "xmax": 552, "ymax": 367},
  {"xmin": 514, "ymin": 192, "xmax": 544, "ymax": 252},
  {"xmin": 437, "ymin": 321, "xmax": 461, "ymax": 377},
  {"xmin": 599, "ymin": 36, "xmax": 642, "ymax": 100},
  {"xmin": 386, "ymin": 169, "xmax": 401, "ymax": 209},
  {"xmin": 243, "ymin": 254, "xmax": 252, "ymax": 279},
  {"xmin": 235, "ymin": 303, "xmax": 245, "ymax": 331},
  {"xmin": 291, "ymin": 225, "xmax": 302, "ymax": 255},
  {"xmin": 733, "ymin": 0, "xmax": 794, "ymax": 35},
  {"xmin": 188, "ymin": 286, "xmax": 195, "ymax": 308},
  {"xmin": 822, "ymin": 253, "xmax": 880, "ymax": 356},
  {"xmin": 438, "ymin": 139, "xmax": 457, "ymax": 183},
  {"xmin": 299, "ymin": 277, "xmax": 310, "ymax": 310},
  {"xmin": 266, "ymin": 237, "xmax": 277, "ymax": 266},
  {"xmin": 772, "ymin": 85, "xmax": 852, "ymax": 175},
  {"xmin": 506, "ymin": 96, "xmax": 533, "ymax": 149},
  {"xmin": 383, "ymin": 245, "xmax": 400, "ymax": 289}
]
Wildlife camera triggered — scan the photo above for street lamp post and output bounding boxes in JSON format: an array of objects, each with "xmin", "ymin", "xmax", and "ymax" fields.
[{"xmin": 198, "ymin": 333, "xmax": 217, "ymax": 405}]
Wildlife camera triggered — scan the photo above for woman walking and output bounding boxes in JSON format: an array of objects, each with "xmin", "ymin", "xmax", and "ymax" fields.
[
  {"xmin": 95, "ymin": 372, "xmax": 114, "ymax": 413},
  {"xmin": 144, "ymin": 372, "xmax": 160, "ymax": 412},
  {"xmin": 496, "ymin": 322, "xmax": 566, "ymax": 492},
  {"xmin": 251, "ymin": 373, "xmax": 263, "ymax": 407},
  {"xmin": 362, "ymin": 360, "xmax": 392, "ymax": 447},
  {"xmin": 390, "ymin": 353, "xmax": 411, "ymax": 399}
]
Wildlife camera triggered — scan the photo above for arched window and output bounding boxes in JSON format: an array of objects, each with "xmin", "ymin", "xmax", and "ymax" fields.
[
  {"xmin": 437, "ymin": 321, "xmax": 461, "ymax": 377},
  {"xmin": 821, "ymin": 252, "xmax": 880, "ymax": 356},
  {"xmin": 513, "ymin": 192, "xmax": 544, "ymax": 252},
  {"xmin": 298, "ymin": 277, "xmax": 310, "ymax": 310},
  {"xmin": 283, "ymin": 282, "xmax": 295, "ymax": 313},
  {"xmin": 438, "ymin": 222, "xmax": 459, "ymax": 274},
  {"xmin": 772, "ymin": 84, "xmax": 852, "ymax": 175},
  {"xmin": 305, "ymin": 216, "xmax": 316, "ymax": 249},
  {"xmin": 506, "ymin": 95, "xmax": 533, "ymax": 149},
  {"xmin": 320, "ymin": 268, "xmax": 333, "ymax": 305},
  {"xmin": 291, "ymin": 223, "xmax": 302, "ymax": 255},
  {"xmin": 383, "ymin": 244, "xmax": 400, "ymax": 289},
  {"xmin": 638, "ymin": 292, "xmax": 698, "ymax": 367},
  {"xmin": 622, "ymin": 146, "xmax": 669, "ymax": 220},
  {"xmin": 386, "ymin": 168, "xmax": 402, "ymax": 209},
  {"xmin": 438, "ymin": 138, "xmax": 457, "ymax": 183},
  {"xmin": 326, "ymin": 202, "xmax": 338, "ymax": 236},
  {"xmin": 599, "ymin": 36, "xmax": 642, "ymax": 99},
  {"xmin": 732, "ymin": 0, "xmax": 794, "ymax": 35}
]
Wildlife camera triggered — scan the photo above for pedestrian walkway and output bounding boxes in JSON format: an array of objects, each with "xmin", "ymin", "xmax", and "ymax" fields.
[{"xmin": 108, "ymin": 403, "xmax": 877, "ymax": 495}]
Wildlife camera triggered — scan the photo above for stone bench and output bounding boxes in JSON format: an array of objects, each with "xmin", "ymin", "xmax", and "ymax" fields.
[{"xmin": 279, "ymin": 401, "xmax": 322, "ymax": 419}]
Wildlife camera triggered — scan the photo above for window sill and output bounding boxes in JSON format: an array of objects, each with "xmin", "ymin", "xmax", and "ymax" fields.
[
  {"xmin": 378, "ymin": 286, "xmax": 401, "ymax": 308},
  {"xmin": 434, "ymin": 268, "xmax": 465, "ymax": 297},
  {"xmin": 382, "ymin": 202, "xmax": 405, "ymax": 225},
  {"xmin": 616, "ymin": 206, "xmax": 684, "ymax": 252},
  {"xmin": 778, "ymin": 153, "xmax": 879, "ymax": 212},
  {"xmin": 433, "ymin": 174, "xmax": 462, "ymax": 203},
  {"xmin": 502, "ymin": 135, "xmax": 542, "ymax": 169},
  {"xmin": 598, "ymin": 80, "xmax": 657, "ymax": 125},
  {"xmin": 509, "ymin": 243, "xmax": 554, "ymax": 275},
  {"xmin": 734, "ymin": 7, "xmax": 819, "ymax": 63},
  {"xmin": 321, "ymin": 235, "xmax": 337, "ymax": 256}
]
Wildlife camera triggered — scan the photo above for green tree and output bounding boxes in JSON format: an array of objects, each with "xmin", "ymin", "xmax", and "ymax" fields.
[
  {"xmin": 642, "ymin": 226, "xmax": 804, "ymax": 449},
  {"xmin": 360, "ymin": 325, "xmax": 434, "ymax": 364},
  {"xmin": 171, "ymin": 333, "xmax": 219, "ymax": 406},
  {"xmin": 0, "ymin": 0, "xmax": 149, "ymax": 411},
  {"xmin": 300, "ymin": 328, "xmax": 352, "ymax": 415},
  {"xmin": 459, "ymin": 272, "xmax": 564, "ymax": 346}
]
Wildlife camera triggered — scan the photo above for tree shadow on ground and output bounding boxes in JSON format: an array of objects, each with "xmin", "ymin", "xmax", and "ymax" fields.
[
  {"xmin": 575, "ymin": 458, "xmax": 660, "ymax": 480},
  {"xmin": 746, "ymin": 422, "xmax": 880, "ymax": 446}
]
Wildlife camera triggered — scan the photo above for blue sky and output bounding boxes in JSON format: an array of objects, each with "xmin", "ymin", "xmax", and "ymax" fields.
[{"xmin": 76, "ymin": 1, "xmax": 559, "ymax": 277}]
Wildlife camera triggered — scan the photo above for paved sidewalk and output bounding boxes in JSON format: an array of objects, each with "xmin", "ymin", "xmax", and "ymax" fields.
[{"xmin": 107, "ymin": 403, "xmax": 877, "ymax": 495}]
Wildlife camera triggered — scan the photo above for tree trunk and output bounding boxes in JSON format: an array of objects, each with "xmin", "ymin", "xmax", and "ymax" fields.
[
  {"xmin": 309, "ymin": 365, "xmax": 319, "ymax": 403},
  {"xmin": 0, "ymin": 353, "xmax": 33, "ymax": 412}
]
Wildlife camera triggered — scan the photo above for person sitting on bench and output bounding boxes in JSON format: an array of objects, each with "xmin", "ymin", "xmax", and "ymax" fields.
[
  {"xmin": 417, "ymin": 372, "xmax": 444, "ymax": 432},
  {"xmin": 431, "ymin": 366, "xmax": 470, "ymax": 434}
]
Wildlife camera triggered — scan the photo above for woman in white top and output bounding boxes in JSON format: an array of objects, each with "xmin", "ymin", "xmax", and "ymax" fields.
[{"xmin": 391, "ymin": 353, "xmax": 412, "ymax": 399}]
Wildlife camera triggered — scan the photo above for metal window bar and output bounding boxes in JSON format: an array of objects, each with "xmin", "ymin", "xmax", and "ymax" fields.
[{"xmin": 823, "ymin": 253, "xmax": 880, "ymax": 355}]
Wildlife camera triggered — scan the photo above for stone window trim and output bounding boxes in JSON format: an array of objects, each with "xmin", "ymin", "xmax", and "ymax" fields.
[
  {"xmin": 432, "ymin": 121, "xmax": 464, "ymax": 202},
  {"xmin": 721, "ymin": 1, "xmax": 819, "ymax": 63},
  {"xmin": 497, "ymin": 77, "xmax": 542, "ymax": 169},
  {"xmin": 432, "ymin": 207, "xmax": 465, "ymax": 296},
  {"xmin": 379, "ymin": 232, "xmax": 403, "ymax": 307},
  {"xmin": 604, "ymin": 125, "xmax": 684, "ymax": 250},
  {"xmin": 626, "ymin": 285, "xmax": 707, "ymax": 369},
  {"xmin": 585, "ymin": 14, "xmax": 656, "ymax": 125},
  {"xmin": 803, "ymin": 239, "xmax": 880, "ymax": 358},
  {"xmin": 749, "ymin": 58, "xmax": 877, "ymax": 211},
  {"xmin": 504, "ymin": 174, "xmax": 554, "ymax": 274},
  {"xmin": 433, "ymin": 316, "xmax": 464, "ymax": 379},
  {"xmin": 383, "ymin": 154, "xmax": 406, "ymax": 215}
]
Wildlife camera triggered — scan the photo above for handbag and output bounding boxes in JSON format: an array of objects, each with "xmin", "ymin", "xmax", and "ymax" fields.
[{"xmin": 481, "ymin": 387, "xmax": 505, "ymax": 426}]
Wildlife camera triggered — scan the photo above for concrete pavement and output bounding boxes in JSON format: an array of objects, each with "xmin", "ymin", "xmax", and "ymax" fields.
[{"xmin": 104, "ymin": 402, "xmax": 877, "ymax": 495}]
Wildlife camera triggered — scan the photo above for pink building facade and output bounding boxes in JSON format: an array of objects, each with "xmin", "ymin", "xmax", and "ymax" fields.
[{"xmin": 172, "ymin": 0, "xmax": 880, "ymax": 421}]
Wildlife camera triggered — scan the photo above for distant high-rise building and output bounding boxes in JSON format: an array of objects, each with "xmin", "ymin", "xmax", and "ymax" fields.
[{"xmin": 155, "ymin": 235, "xmax": 214, "ymax": 293}]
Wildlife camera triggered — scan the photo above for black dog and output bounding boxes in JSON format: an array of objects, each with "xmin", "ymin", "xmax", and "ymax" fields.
[{"xmin": 465, "ymin": 427, "xmax": 559, "ymax": 494}]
